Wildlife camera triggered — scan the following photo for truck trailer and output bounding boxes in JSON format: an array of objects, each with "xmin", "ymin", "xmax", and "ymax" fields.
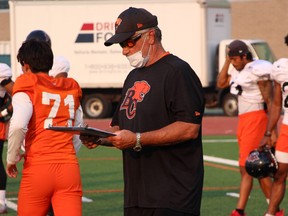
[{"xmin": 8, "ymin": 0, "xmax": 275, "ymax": 118}]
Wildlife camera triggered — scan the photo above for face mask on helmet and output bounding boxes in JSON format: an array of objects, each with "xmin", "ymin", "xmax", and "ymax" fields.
[{"xmin": 245, "ymin": 147, "xmax": 278, "ymax": 178}]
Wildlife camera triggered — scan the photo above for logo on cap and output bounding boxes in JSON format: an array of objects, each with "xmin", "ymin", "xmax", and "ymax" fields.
[
  {"xmin": 137, "ymin": 24, "xmax": 143, "ymax": 28},
  {"xmin": 115, "ymin": 18, "xmax": 122, "ymax": 31},
  {"xmin": 228, "ymin": 40, "xmax": 249, "ymax": 57}
]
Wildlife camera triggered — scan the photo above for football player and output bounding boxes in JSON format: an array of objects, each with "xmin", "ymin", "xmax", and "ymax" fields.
[
  {"xmin": 217, "ymin": 40, "xmax": 275, "ymax": 216},
  {"xmin": 261, "ymin": 58, "xmax": 288, "ymax": 216},
  {"xmin": 0, "ymin": 63, "xmax": 13, "ymax": 214},
  {"xmin": 6, "ymin": 40, "xmax": 83, "ymax": 215}
]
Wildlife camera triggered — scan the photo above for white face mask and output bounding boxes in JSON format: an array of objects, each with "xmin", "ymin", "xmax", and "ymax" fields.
[{"xmin": 127, "ymin": 34, "xmax": 151, "ymax": 68}]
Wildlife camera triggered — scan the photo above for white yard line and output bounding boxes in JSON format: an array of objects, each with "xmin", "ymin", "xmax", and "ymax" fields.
[
  {"xmin": 6, "ymin": 196, "xmax": 93, "ymax": 212},
  {"xmin": 6, "ymin": 198, "xmax": 18, "ymax": 211},
  {"xmin": 203, "ymin": 139, "xmax": 238, "ymax": 166},
  {"xmin": 82, "ymin": 196, "xmax": 93, "ymax": 203},
  {"xmin": 226, "ymin": 192, "xmax": 240, "ymax": 198},
  {"xmin": 203, "ymin": 139, "xmax": 237, "ymax": 143},
  {"xmin": 203, "ymin": 139, "xmax": 239, "ymax": 198},
  {"xmin": 204, "ymin": 155, "xmax": 238, "ymax": 167},
  {"xmin": 204, "ymin": 154, "xmax": 239, "ymax": 199}
]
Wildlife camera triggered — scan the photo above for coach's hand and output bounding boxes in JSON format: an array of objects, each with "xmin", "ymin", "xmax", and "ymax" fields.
[
  {"xmin": 80, "ymin": 134, "xmax": 100, "ymax": 149},
  {"xmin": 107, "ymin": 130, "xmax": 136, "ymax": 150}
]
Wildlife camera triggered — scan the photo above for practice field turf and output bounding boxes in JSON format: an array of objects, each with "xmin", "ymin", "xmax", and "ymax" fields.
[{"xmin": 3, "ymin": 135, "xmax": 287, "ymax": 215}]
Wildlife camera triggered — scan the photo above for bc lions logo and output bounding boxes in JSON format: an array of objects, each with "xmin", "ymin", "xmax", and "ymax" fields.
[
  {"xmin": 247, "ymin": 151, "xmax": 260, "ymax": 162},
  {"xmin": 115, "ymin": 18, "xmax": 122, "ymax": 31},
  {"xmin": 120, "ymin": 81, "xmax": 151, "ymax": 119}
]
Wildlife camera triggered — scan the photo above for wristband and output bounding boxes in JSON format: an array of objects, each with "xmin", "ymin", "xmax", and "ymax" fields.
[
  {"xmin": 264, "ymin": 131, "xmax": 272, "ymax": 137},
  {"xmin": 1, "ymin": 108, "xmax": 8, "ymax": 117}
]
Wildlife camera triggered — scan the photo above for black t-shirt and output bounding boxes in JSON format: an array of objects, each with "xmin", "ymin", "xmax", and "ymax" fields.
[{"xmin": 111, "ymin": 54, "xmax": 205, "ymax": 214}]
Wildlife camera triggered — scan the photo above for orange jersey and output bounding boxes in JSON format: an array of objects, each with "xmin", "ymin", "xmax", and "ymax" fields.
[
  {"xmin": 13, "ymin": 72, "xmax": 82, "ymax": 166},
  {"xmin": 0, "ymin": 122, "xmax": 6, "ymax": 140}
]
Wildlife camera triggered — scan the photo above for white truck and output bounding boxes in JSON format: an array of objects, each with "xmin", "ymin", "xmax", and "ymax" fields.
[{"xmin": 8, "ymin": 0, "xmax": 275, "ymax": 118}]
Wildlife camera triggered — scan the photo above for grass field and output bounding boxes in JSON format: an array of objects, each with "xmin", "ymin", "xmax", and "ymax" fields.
[{"xmin": 3, "ymin": 135, "xmax": 287, "ymax": 215}]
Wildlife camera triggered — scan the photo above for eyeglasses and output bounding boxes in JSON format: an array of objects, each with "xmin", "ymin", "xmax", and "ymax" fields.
[{"xmin": 119, "ymin": 34, "xmax": 142, "ymax": 48}]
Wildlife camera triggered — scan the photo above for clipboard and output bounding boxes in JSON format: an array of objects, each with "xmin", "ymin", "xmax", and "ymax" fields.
[{"xmin": 47, "ymin": 126, "xmax": 116, "ymax": 138}]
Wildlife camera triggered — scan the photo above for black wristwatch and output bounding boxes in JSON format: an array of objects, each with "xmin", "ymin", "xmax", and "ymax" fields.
[{"xmin": 133, "ymin": 132, "xmax": 142, "ymax": 152}]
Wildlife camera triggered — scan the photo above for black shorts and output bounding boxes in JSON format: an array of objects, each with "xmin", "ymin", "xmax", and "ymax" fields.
[{"xmin": 124, "ymin": 207, "xmax": 198, "ymax": 216}]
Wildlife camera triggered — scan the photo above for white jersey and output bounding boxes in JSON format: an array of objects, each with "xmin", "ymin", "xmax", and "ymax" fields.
[
  {"xmin": 230, "ymin": 60, "xmax": 272, "ymax": 114},
  {"xmin": 271, "ymin": 58, "xmax": 288, "ymax": 125}
]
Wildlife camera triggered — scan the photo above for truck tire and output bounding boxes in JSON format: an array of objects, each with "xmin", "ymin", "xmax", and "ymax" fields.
[
  {"xmin": 222, "ymin": 93, "xmax": 238, "ymax": 116},
  {"xmin": 82, "ymin": 94, "xmax": 112, "ymax": 119}
]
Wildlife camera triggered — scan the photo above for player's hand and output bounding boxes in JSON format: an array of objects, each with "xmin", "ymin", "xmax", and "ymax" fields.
[
  {"xmin": 270, "ymin": 130, "xmax": 278, "ymax": 148},
  {"xmin": 79, "ymin": 134, "xmax": 100, "ymax": 149},
  {"xmin": 259, "ymin": 134, "xmax": 270, "ymax": 150},
  {"xmin": 225, "ymin": 54, "xmax": 231, "ymax": 63},
  {"xmin": 6, "ymin": 163, "xmax": 18, "ymax": 178},
  {"xmin": 259, "ymin": 129, "xmax": 278, "ymax": 150}
]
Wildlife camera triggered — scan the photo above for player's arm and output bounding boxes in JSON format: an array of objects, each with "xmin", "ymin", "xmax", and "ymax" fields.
[
  {"xmin": 258, "ymin": 79, "xmax": 273, "ymax": 113},
  {"xmin": 267, "ymin": 82, "xmax": 282, "ymax": 129},
  {"xmin": 73, "ymin": 105, "xmax": 84, "ymax": 153},
  {"xmin": 260, "ymin": 81, "xmax": 282, "ymax": 148},
  {"xmin": 6, "ymin": 92, "xmax": 32, "ymax": 178},
  {"xmin": 258, "ymin": 79, "xmax": 278, "ymax": 146},
  {"xmin": 217, "ymin": 56, "xmax": 232, "ymax": 88}
]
